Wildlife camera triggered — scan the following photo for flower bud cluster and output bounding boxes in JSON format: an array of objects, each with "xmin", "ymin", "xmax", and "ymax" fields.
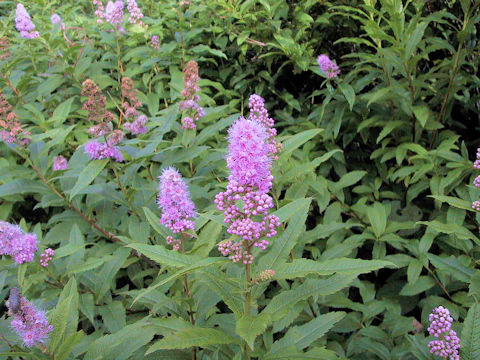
[
  {"xmin": 179, "ymin": 60, "xmax": 204, "ymax": 129},
  {"xmin": 427, "ymin": 306, "xmax": 460, "ymax": 360},
  {"xmin": 0, "ymin": 92, "xmax": 30, "ymax": 146},
  {"xmin": 0, "ymin": 36, "xmax": 11, "ymax": 61},
  {"xmin": 0, "ymin": 221, "xmax": 38, "ymax": 264},
  {"xmin": 39, "ymin": 248, "xmax": 55, "ymax": 267},
  {"xmin": 151, "ymin": 35, "xmax": 160, "ymax": 50},
  {"xmin": 472, "ymin": 148, "xmax": 480, "ymax": 211}
]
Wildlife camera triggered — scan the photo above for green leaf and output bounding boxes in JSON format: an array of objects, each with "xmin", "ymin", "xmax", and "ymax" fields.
[
  {"xmin": 147, "ymin": 327, "xmax": 236, "ymax": 353},
  {"xmin": 132, "ymin": 257, "xmax": 226, "ymax": 305},
  {"xmin": 338, "ymin": 82, "xmax": 355, "ymax": 110},
  {"xmin": 461, "ymin": 303, "xmax": 480, "ymax": 360},
  {"xmin": 143, "ymin": 207, "xmax": 170, "ymax": 239},
  {"xmin": 406, "ymin": 335, "xmax": 435, "ymax": 360},
  {"xmin": 128, "ymin": 243, "xmax": 197, "ymax": 267},
  {"xmin": 55, "ymin": 331, "xmax": 83, "ymax": 360},
  {"xmin": 330, "ymin": 171, "xmax": 367, "ymax": 192},
  {"xmin": 274, "ymin": 258, "xmax": 394, "ymax": 279},
  {"xmin": 258, "ymin": 198, "xmax": 311, "ymax": 271},
  {"xmin": 69, "ymin": 159, "xmax": 108, "ymax": 200},
  {"xmin": 95, "ymin": 247, "xmax": 130, "ymax": 302},
  {"xmin": 268, "ymin": 312, "xmax": 345, "ymax": 354},
  {"xmin": 50, "ymin": 97, "xmax": 75, "ymax": 124},
  {"xmin": 262, "ymin": 347, "xmax": 338, "ymax": 360},
  {"xmin": 412, "ymin": 105, "xmax": 431, "ymax": 128},
  {"xmin": 48, "ymin": 278, "xmax": 78, "ymax": 352},
  {"xmin": 367, "ymin": 202, "xmax": 388, "ymax": 239},
  {"xmin": 399, "ymin": 276, "xmax": 435, "ymax": 296},
  {"xmin": 417, "ymin": 220, "xmax": 480, "ymax": 245},
  {"xmin": 405, "ymin": 22, "xmax": 428, "ymax": 58},
  {"xmin": 262, "ymin": 275, "xmax": 356, "ymax": 321},
  {"xmin": 236, "ymin": 313, "xmax": 271, "ymax": 350},
  {"xmin": 429, "ymin": 195, "xmax": 474, "ymax": 211},
  {"xmin": 427, "ymin": 254, "xmax": 475, "ymax": 283},
  {"xmin": 198, "ymin": 269, "xmax": 243, "ymax": 317},
  {"xmin": 281, "ymin": 130, "xmax": 322, "ymax": 157}
]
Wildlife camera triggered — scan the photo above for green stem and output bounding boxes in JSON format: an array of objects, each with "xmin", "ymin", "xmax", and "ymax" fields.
[
  {"xmin": 181, "ymin": 234, "xmax": 197, "ymax": 360},
  {"xmin": 243, "ymin": 252, "xmax": 252, "ymax": 360}
]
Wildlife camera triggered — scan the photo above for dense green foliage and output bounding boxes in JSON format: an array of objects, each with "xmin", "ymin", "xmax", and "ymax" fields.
[{"xmin": 0, "ymin": 0, "xmax": 479, "ymax": 359}]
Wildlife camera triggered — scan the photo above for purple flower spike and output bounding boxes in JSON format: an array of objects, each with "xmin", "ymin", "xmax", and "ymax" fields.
[
  {"xmin": 317, "ymin": 54, "xmax": 340, "ymax": 78},
  {"xmin": 15, "ymin": 4, "xmax": 39, "ymax": 39},
  {"xmin": 0, "ymin": 221, "xmax": 38, "ymax": 264},
  {"xmin": 427, "ymin": 306, "xmax": 460, "ymax": 360},
  {"xmin": 157, "ymin": 167, "xmax": 196, "ymax": 234},
  {"xmin": 7, "ymin": 292, "xmax": 53, "ymax": 347}
]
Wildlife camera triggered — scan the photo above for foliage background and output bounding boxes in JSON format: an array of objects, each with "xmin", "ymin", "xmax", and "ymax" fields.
[{"xmin": 0, "ymin": 0, "xmax": 479, "ymax": 359}]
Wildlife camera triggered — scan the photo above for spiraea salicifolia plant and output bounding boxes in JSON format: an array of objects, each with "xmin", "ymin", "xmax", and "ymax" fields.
[{"xmin": 0, "ymin": 1, "xmax": 479, "ymax": 359}]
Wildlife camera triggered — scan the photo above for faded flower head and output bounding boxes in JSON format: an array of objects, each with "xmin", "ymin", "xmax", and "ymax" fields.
[
  {"xmin": 179, "ymin": 60, "xmax": 204, "ymax": 129},
  {"xmin": 157, "ymin": 167, "xmax": 196, "ymax": 234},
  {"xmin": 15, "ymin": 4, "xmax": 40, "ymax": 39},
  {"xmin": 7, "ymin": 291, "xmax": 53, "ymax": 347},
  {"xmin": 0, "ymin": 92, "xmax": 31, "ymax": 146},
  {"xmin": 0, "ymin": 37, "xmax": 11, "ymax": 61},
  {"xmin": 427, "ymin": 306, "xmax": 460, "ymax": 360},
  {"xmin": 50, "ymin": 13, "xmax": 61, "ymax": 25},
  {"xmin": 53, "ymin": 155, "xmax": 67, "ymax": 171},
  {"xmin": 0, "ymin": 221, "xmax": 38, "ymax": 264},
  {"xmin": 124, "ymin": 114, "xmax": 147, "ymax": 134},
  {"xmin": 317, "ymin": 54, "xmax": 340, "ymax": 79}
]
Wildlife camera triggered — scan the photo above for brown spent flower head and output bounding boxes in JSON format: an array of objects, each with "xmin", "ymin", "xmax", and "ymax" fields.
[
  {"xmin": 181, "ymin": 60, "xmax": 200, "ymax": 99},
  {"xmin": 121, "ymin": 77, "xmax": 142, "ymax": 119},
  {"xmin": 81, "ymin": 79, "xmax": 115, "ymax": 124},
  {"xmin": 0, "ymin": 92, "xmax": 30, "ymax": 145},
  {"xmin": 0, "ymin": 37, "xmax": 10, "ymax": 61}
]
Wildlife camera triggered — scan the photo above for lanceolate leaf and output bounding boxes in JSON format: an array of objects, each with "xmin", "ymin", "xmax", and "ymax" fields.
[
  {"xmin": 69, "ymin": 159, "xmax": 108, "ymax": 200},
  {"xmin": 236, "ymin": 313, "xmax": 272, "ymax": 350},
  {"xmin": 461, "ymin": 303, "xmax": 480, "ymax": 360},
  {"xmin": 147, "ymin": 327, "xmax": 237, "ymax": 353}
]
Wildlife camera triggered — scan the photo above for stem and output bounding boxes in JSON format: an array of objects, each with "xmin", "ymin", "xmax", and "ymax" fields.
[
  {"xmin": 243, "ymin": 250, "xmax": 252, "ymax": 360},
  {"xmin": 113, "ymin": 167, "xmax": 142, "ymax": 221},
  {"xmin": 181, "ymin": 234, "xmax": 197, "ymax": 360}
]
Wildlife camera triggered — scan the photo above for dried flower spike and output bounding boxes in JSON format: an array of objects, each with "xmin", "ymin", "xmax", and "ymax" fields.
[{"xmin": 179, "ymin": 60, "xmax": 204, "ymax": 129}]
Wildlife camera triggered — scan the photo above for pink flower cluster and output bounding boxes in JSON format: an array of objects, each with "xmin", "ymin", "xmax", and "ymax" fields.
[
  {"xmin": 472, "ymin": 148, "xmax": 480, "ymax": 211},
  {"xmin": 15, "ymin": 4, "xmax": 39, "ymax": 39},
  {"xmin": 215, "ymin": 115, "xmax": 281, "ymax": 264},
  {"xmin": 126, "ymin": 0, "xmax": 144, "ymax": 26},
  {"xmin": 7, "ymin": 290, "xmax": 53, "ymax": 347},
  {"xmin": 0, "ymin": 221, "xmax": 38, "ymax": 264},
  {"xmin": 53, "ymin": 155, "xmax": 68, "ymax": 171},
  {"xmin": 93, "ymin": 0, "xmax": 125, "ymax": 31},
  {"xmin": 179, "ymin": 60, "xmax": 205, "ymax": 129},
  {"xmin": 427, "ymin": 306, "xmax": 460, "ymax": 360},
  {"xmin": 166, "ymin": 235, "xmax": 182, "ymax": 251},
  {"xmin": 85, "ymin": 139, "xmax": 123, "ymax": 161},
  {"xmin": 317, "ymin": 54, "xmax": 340, "ymax": 79},
  {"xmin": 157, "ymin": 167, "xmax": 196, "ymax": 234},
  {"xmin": 40, "ymin": 248, "xmax": 55, "ymax": 267},
  {"xmin": 151, "ymin": 35, "xmax": 160, "ymax": 50}
]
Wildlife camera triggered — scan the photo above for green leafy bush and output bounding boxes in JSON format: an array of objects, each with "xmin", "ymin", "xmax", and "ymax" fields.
[{"xmin": 0, "ymin": 0, "xmax": 479, "ymax": 359}]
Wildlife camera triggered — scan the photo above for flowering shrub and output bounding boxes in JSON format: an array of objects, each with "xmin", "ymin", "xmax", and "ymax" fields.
[{"xmin": 0, "ymin": 0, "xmax": 479, "ymax": 359}]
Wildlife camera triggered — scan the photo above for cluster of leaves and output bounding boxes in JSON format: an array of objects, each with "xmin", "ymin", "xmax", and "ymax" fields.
[{"xmin": 0, "ymin": 0, "xmax": 479, "ymax": 359}]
